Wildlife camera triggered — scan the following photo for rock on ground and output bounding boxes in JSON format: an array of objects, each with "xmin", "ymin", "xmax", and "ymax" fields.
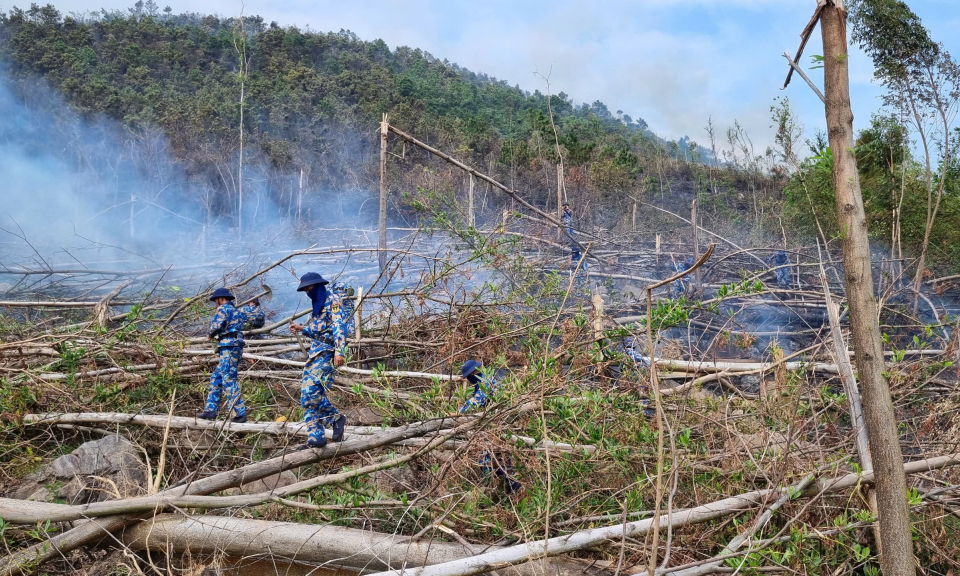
[{"xmin": 10, "ymin": 434, "xmax": 147, "ymax": 503}]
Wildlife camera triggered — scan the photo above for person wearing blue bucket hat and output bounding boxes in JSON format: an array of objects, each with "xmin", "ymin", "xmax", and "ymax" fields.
[
  {"xmin": 458, "ymin": 359, "xmax": 521, "ymax": 495},
  {"xmin": 459, "ymin": 359, "xmax": 497, "ymax": 413},
  {"xmin": 290, "ymin": 272, "xmax": 349, "ymax": 449},
  {"xmin": 197, "ymin": 287, "xmax": 265, "ymax": 423}
]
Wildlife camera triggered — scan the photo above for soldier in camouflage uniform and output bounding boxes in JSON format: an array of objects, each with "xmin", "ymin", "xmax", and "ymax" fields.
[
  {"xmin": 622, "ymin": 337, "xmax": 655, "ymax": 419},
  {"xmin": 561, "ymin": 202, "xmax": 574, "ymax": 240},
  {"xmin": 198, "ymin": 288, "xmax": 265, "ymax": 423},
  {"xmin": 460, "ymin": 360, "xmax": 521, "ymax": 494},
  {"xmin": 290, "ymin": 272, "xmax": 349, "ymax": 449},
  {"xmin": 570, "ymin": 246, "xmax": 590, "ymax": 294},
  {"xmin": 770, "ymin": 250, "xmax": 791, "ymax": 288},
  {"xmin": 672, "ymin": 257, "xmax": 694, "ymax": 298}
]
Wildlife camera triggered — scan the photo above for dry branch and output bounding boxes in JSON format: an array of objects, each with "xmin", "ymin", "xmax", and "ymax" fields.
[
  {"xmin": 120, "ymin": 515, "xmax": 594, "ymax": 576},
  {"xmin": 0, "ymin": 417, "xmax": 458, "ymax": 576},
  {"xmin": 362, "ymin": 452, "xmax": 960, "ymax": 576}
]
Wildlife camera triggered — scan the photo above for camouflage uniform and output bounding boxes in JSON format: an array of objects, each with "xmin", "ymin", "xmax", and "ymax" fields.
[
  {"xmin": 562, "ymin": 206, "xmax": 575, "ymax": 242},
  {"xmin": 459, "ymin": 368, "xmax": 520, "ymax": 494},
  {"xmin": 672, "ymin": 258, "xmax": 694, "ymax": 298},
  {"xmin": 330, "ymin": 282, "xmax": 355, "ymax": 336},
  {"xmin": 299, "ymin": 288, "xmax": 349, "ymax": 444},
  {"xmin": 571, "ymin": 248, "xmax": 590, "ymax": 294},
  {"xmin": 623, "ymin": 338, "xmax": 655, "ymax": 418},
  {"xmin": 771, "ymin": 251, "xmax": 791, "ymax": 288},
  {"xmin": 623, "ymin": 337, "xmax": 649, "ymax": 368},
  {"xmin": 459, "ymin": 369, "xmax": 501, "ymax": 413},
  {"xmin": 204, "ymin": 301, "xmax": 264, "ymax": 417}
]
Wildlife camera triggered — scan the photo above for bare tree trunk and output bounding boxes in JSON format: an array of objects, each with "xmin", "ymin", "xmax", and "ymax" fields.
[
  {"xmin": 912, "ymin": 65, "xmax": 953, "ymax": 306},
  {"xmin": 298, "ymin": 167, "xmax": 304, "ymax": 222},
  {"xmin": 557, "ymin": 164, "xmax": 563, "ymax": 240},
  {"xmin": 233, "ymin": 7, "xmax": 249, "ymax": 240},
  {"xmin": 379, "ymin": 113, "xmax": 389, "ymax": 271},
  {"xmin": 820, "ymin": 3, "xmax": 915, "ymax": 574},
  {"xmin": 691, "ymin": 198, "xmax": 700, "ymax": 294},
  {"xmin": 468, "ymin": 172, "xmax": 475, "ymax": 227}
]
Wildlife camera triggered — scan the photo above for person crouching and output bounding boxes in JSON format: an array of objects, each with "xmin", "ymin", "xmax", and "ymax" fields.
[
  {"xmin": 290, "ymin": 272, "xmax": 348, "ymax": 449},
  {"xmin": 459, "ymin": 359, "xmax": 521, "ymax": 495},
  {"xmin": 198, "ymin": 288, "xmax": 263, "ymax": 423}
]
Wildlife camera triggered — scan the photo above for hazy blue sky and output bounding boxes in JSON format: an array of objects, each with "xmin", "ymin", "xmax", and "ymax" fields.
[{"xmin": 37, "ymin": 0, "xmax": 960, "ymax": 152}]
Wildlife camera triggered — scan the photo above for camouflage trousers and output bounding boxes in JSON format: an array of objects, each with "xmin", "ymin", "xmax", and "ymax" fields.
[
  {"xmin": 204, "ymin": 346, "xmax": 246, "ymax": 417},
  {"xmin": 300, "ymin": 351, "xmax": 340, "ymax": 443},
  {"xmin": 776, "ymin": 267, "xmax": 791, "ymax": 288},
  {"xmin": 479, "ymin": 451, "xmax": 521, "ymax": 494}
]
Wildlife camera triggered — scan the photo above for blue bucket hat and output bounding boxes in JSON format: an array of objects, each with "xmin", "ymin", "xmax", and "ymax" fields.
[
  {"xmin": 461, "ymin": 359, "xmax": 482, "ymax": 378},
  {"xmin": 209, "ymin": 288, "xmax": 235, "ymax": 302},
  {"xmin": 297, "ymin": 272, "xmax": 329, "ymax": 292}
]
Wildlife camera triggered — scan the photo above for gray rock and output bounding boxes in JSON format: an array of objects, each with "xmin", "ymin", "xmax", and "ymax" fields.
[
  {"xmin": 373, "ymin": 466, "xmax": 417, "ymax": 496},
  {"xmin": 181, "ymin": 428, "xmax": 217, "ymax": 450},
  {"xmin": 23, "ymin": 486, "xmax": 55, "ymax": 502},
  {"xmin": 343, "ymin": 406, "xmax": 384, "ymax": 426},
  {"xmin": 737, "ymin": 375, "xmax": 761, "ymax": 393},
  {"xmin": 10, "ymin": 435, "xmax": 146, "ymax": 503},
  {"xmin": 236, "ymin": 470, "xmax": 297, "ymax": 495}
]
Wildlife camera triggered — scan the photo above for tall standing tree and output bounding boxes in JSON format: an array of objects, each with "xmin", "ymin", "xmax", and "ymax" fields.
[
  {"xmin": 848, "ymin": 0, "xmax": 960, "ymax": 297},
  {"xmin": 233, "ymin": 5, "xmax": 250, "ymax": 239},
  {"xmin": 819, "ymin": 1, "xmax": 916, "ymax": 574}
]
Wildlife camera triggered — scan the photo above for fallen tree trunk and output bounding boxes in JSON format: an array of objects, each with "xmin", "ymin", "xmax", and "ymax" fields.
[
  {"xmin": 0, "ymin": 417, "xmax": 459, "ymax": 576},
  {"xmin": 361, "ymin": 452, "xmax": 960, "ymax": 576},
  {"xmin": 21, "ymin": 413, "xmax": 597, "ymax": 456},
  {"xmin": 22, "ymin": 412, "xmax": 423, "ymax": 437},
  {"xmin": 645, "ymin": 350, "xmax": 943, "ymax": 377},
  {"xmin": 0, "ymin": 422, "xmax": 469, "ymax": 524},
  {"xmin": 240, "ymin": 352, "xmax": 462, "ymax": 381},
  {"xmin": 120, "ymin": 515, "xmax": 600, "ymax": 576}
]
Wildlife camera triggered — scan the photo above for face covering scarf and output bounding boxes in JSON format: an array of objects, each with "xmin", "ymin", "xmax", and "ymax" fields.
[{"xmin": 307, "ymin": 284, "xmax": 328, "ymax": 318}]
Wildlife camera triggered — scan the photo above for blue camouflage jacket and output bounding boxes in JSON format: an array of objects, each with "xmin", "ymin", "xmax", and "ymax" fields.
[
  {"xmin": 209, "ymin": 301, "xmax": 264, "ymax": 348},
  {"xmin": 623, "ymin": 338, "xmax": 649, "ymax": 368},
  {"xmin": 302, "ymin": 289, "xmax": 349, "ymax": 360},
  {"xmin": 330, "ymin": 282, "xmax": 355, "ymax": 336},
  {"xmin": 459, "ymin": 370, "xmax": 501, "ymax": 413}
]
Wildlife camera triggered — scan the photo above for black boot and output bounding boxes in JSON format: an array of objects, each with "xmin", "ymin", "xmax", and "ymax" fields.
[
  {"xmin": 232, "ymin": 413, "xmax": 247, "ymax": 424},
  {"xmin": 300, "ymin": 436, "xmax": 327, "ymax": 450},
  {"xmin": 331, "ymin": 414, "xmax": 347, "ymax": 442},
  {"xmin": 197, "ymin": 410, "xmax": 217, "ymax": 420}
]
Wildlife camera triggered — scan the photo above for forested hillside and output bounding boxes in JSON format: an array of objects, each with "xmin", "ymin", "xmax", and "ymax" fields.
[
  {"xmin": 0, "ymin": 2, "xmax": 707, "ymax": 233},
  {"xmin": 1, "ymin": 1, "xmax": 959, "ymax": 274}
]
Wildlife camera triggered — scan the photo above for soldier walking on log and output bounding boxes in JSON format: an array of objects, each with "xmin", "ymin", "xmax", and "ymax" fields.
[
  {"xmin": 198, "ymin": 288, "xmax": 265, "ymax": 423},
  {"xmin": 290, "ymin": 272, "xmax": 348, "ymax": 449}
]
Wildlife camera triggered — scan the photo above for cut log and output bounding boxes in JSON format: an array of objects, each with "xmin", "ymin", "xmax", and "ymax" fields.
[
  {"xmin": 360, "ymin": 452, "xmax": 960, "ymax": 576},
  {"xmin": 0, "ymin": 417, "xmax": 457, "ymax": 576},
  {"xmin": 22, "ymin": 412, "xmax": 435, "ymax": 438},
  {"xmin": 0, "ymin": 422, "xmax": 465, "ymax": 524},
  {"xmin": 120, "ymin": 515, "xmax": 600, "ymax": 576},
  {"xmin": 21, "ymin": 413, "xmax": 596, "ymax": 455},
  {"xmin": 240, "ymin": 352, "xmax": 462, "ymax": 381}
]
